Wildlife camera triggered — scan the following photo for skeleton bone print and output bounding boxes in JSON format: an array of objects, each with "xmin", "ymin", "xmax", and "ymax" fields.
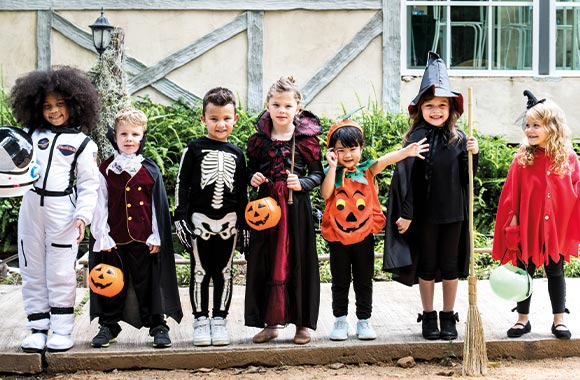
[{"xmin": 200, "ymin": 149, "xmax": 237, "ymax": 209}]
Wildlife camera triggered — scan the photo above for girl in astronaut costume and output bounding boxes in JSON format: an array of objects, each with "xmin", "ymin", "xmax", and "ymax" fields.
[{"xmin": 10, "ymin": 67, "xmax": 100, "ymax": 353}]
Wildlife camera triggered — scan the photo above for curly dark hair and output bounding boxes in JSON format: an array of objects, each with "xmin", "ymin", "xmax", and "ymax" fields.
[{"xmin": 10, "ymin": 66, "xmax": 100, "ymax": 133}]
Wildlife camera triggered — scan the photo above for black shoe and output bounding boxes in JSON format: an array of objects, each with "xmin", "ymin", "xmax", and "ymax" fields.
[
  {"xmin": 507, "ymin": 321, "xmax": 531, "ymax": 338},
  {"xmin": 417, "ymin": 311, "xmax": 440, "ymax": 340},
  {"xmin": 552, "ymin": 323, "xmax": 571, "ymax": 340},
  {"xmin": 439, "ymin": 311, "xmax": 459, "ymax": 340},
  {"xmin": 91, "ymin": 326, "xmax": 117, "ymax": 348},
  {"xmin": 151, "ymin": 325, "xmax": 172, "ymax": 348}
]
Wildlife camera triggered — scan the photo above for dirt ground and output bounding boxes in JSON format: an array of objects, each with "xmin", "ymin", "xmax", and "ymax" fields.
[{"xmin": 1, "ymin": 357, "xmax": 579, "ymax": 380}]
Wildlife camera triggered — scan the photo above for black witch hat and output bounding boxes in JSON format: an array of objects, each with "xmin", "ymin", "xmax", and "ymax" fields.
[
  {"xmin": 409, "ymin": 51, "xmax": 464, "ymax": 116},
  {"xmin": 513, "ymin": 90, "xmax": 546, "ymax": 130}
]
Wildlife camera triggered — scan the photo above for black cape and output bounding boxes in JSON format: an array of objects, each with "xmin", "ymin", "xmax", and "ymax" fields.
[
  {"xmin": 89, "ymin": 157, "xmax": 183, "ymax": 327},
  {"xmin": 382, "ymin": 125, "xmax": 474, "ymax": 286}
]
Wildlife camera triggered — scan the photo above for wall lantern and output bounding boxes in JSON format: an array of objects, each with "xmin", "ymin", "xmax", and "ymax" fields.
[{"xmin": 89, "ymin": 7, "xmax": 114, "ymax": 57}]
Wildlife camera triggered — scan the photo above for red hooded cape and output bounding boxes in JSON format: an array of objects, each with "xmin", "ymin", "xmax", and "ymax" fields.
[{"xmin": 492, "ymin": 149, "xmax": 580, "ymax": 267}]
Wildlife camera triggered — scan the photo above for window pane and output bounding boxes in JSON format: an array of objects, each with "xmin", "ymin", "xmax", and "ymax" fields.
[
  {"xmin": 492, "ymin": 6, "xmax": 533, "ymax": 70},
  {"xmin": 556, "ymin": 7, "xmax": 580, "ymax": 70},
  {"xmin": 407, "ymin": 5, "xmax": 487, "ymax": 69}
]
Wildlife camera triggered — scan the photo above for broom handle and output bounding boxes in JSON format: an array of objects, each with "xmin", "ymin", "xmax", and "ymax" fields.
[
  {"xmin": 467, "ymin": 87, "xmax": 475, "ymax": 276},
  {"xmin": 288, "ymin": 132, "xmax": 296, "ymax": 205}
]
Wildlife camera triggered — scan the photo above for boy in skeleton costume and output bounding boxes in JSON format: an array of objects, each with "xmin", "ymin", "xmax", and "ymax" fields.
[{"xmin": 174, "ymin": 87, "xmax": 247, "ymax": 346}]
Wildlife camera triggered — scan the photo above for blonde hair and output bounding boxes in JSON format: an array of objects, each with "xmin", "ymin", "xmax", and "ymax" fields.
[
  {"xmin": 517, "ymin": 99, "xmax": 573, "ymax": 176},
  {"xmin": 114, "ymin": 107, "xmax": 148, "ymax": 131},
  {"xmin": 265, "ymin": 76, "xmax": 303, "ymax": 106}
]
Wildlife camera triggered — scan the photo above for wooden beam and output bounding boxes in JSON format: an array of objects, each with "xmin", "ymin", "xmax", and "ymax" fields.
[
  {"xmin": 36, "ymin": 10, "xmax": 52, "ymax": 70},
  {"xmin": 51, "ymin": 11, "xmax": 201, "ymax": 104},
  {"xmin": 128, "ymin": 12, "xmax": 247, "ymax": 93},
  {"xmin": 0, "ymin": 0, "xmax": 381, "ymax": 11},
  {"xmin": 302, "ymin": 11, "xmax": 383, "ymax": 106},
  {"xmin": 382, "ymin": 0, "xmax": 400, "ymax": 112},
  {"xmin": 247, "ymin": 11, "xmax": 264, "ymax": 113}
]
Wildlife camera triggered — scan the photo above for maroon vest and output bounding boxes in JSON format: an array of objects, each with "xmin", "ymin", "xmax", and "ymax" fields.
[{"xmin": 100, "ymin": 161, "xmax": 154, "ymax": 244}]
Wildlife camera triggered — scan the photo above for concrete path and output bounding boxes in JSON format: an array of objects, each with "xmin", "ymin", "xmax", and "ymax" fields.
[{"xmin": 2, "ymin": 278, "xmax": 580, "ymax": 374}]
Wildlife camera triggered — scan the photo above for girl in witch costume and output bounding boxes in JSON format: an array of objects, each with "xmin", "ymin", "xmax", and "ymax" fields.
[
  {"xmin": 321, "ymin": 120, "xmax": 428, "ymax": 341},
  {"xmin": 492, "ymin": 92, "xmax": 580, "ymax": 339},
  {"xmin": 10, "ymin": 66, "xmax": 100, "ymax": 353},
  {"xmin": 245, "ymin": 76, "xmax": 323, "ymax": 345},
  {"xmin": 383, "ymin": 52, "xmax": 479, "ymax": 341},
  {"xmin": 89, "ymin": 108, "xmax": 183, "ymax": 349}
]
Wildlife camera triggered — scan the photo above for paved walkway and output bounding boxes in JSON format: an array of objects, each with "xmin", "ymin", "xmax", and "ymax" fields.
[{"xmin": 2, "ymin": 278, "xmax": 580, "ymax": 374}]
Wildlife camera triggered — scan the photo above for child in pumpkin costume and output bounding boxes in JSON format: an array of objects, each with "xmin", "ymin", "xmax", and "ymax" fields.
[
  {"xmin": 173, "ymin": 87, "xmax": 247, "ymax": 346},
  {"xmin": 492, "ymin": 92, "xmax": 580, "ymax": 339},
  {"xmin": 321, "ymin": 120, "xmax": 428, "ymax": 340},
  {"xmin": 245, "ymin": 76, "xmax": 323, "ymax": 345},
  {"xmin": 90, "ymin": 108, "xmax": 183, "ymax": 349}
]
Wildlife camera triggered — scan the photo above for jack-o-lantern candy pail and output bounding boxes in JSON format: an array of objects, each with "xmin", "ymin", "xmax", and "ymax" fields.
[
  {"xmin": 89, "ymin": 263, "xmax": 124, "ymax": 297},
  {"xmin": 245, "ymin": 196, "xmax": 281, "ymax": 231}
]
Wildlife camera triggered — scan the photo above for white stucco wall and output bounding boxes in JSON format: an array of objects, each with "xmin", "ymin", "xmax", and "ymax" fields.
[{"xmin": 0, "ymin": 9, "xmax": 578, "ymax": 143}]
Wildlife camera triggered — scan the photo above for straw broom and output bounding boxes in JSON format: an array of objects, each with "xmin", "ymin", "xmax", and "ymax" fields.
[{"xmin": 462, "ymin": 87, "xmax": 488, "ymax": 376}]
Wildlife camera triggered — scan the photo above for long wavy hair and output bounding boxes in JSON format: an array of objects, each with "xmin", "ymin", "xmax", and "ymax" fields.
[
  {"xmin": 10, "ymin": 66, "xmax": 100, "ymax": 133},
  {"xmin": 517, "ymin": 99, "xmax": 572, "ymax": 176},
  {"xmin": 404, "ymin": 91, "xmax": 461, "ymax": 145}
]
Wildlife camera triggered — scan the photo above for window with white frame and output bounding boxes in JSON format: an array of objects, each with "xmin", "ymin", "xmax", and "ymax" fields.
[
  {"xmin": 556, "ymin": 1, "xmax": 580, "ymax": 71},
  {"xmin": 405, "ymin": 1, "xmax": 546, "ymax": 74}
]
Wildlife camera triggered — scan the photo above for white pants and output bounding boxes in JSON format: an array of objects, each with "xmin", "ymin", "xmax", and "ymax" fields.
[{"xmin": 18, "ymin": 191, "xmax": 78, "ymax": 333}]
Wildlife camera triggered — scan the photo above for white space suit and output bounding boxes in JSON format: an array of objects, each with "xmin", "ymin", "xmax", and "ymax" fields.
[{"xmin": 18, "ymin": 127, "xmax": 99, "ymax": 352}]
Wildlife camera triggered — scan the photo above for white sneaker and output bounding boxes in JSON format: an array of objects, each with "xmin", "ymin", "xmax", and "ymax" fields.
[
  {"xmin": 21, "ymin": 331, "xmax": 48, "ymax": 353},
  {"xmin": 46, "ymin": 333, "xmax": 74, "ymax": 352},
  {"xmin": 193, "ymin": 316, "xmax": 211, "ymax": 346},
  {"xmin": 210, "ymin": 317, "xmax": 231, "ymax": 346},
  {"xmin": 329, "ymin": 316, "xmax": 348, "ymax": 341},
  {"xmin": 356, "ymin": 319, "xmax": 377, "ymax": 340}
]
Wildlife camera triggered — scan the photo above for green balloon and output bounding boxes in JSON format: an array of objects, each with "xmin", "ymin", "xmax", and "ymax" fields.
[{"xmin": 489, "ymin": 263, "xmax": 533, "ymax": 302}]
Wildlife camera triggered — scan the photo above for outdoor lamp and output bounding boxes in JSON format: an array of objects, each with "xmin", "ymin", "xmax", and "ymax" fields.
[{"xmin": 89, "ymin": 7, "xmax": 114, "ymax": 56}]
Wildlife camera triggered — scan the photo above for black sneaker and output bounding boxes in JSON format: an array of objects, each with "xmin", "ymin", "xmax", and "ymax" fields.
[
  {"xmin": 91, "ymin": 326, "xmax": 117, "ymax": 348},
  {"xmin": 151, "ymin": 325, "xmax": 172, "ymax": 348}
]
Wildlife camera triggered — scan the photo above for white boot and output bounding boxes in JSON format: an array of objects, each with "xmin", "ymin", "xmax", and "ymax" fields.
[
  {"xmin": 21, "ymin": 316, "xmax": 50, "ymax": 353},
  {"xmin": 47, "ymin": 313, "xmax": 74, "ymax": 352},
  {"xmin": 21, "ymin": 331, "xmax": 48, "ymax": 353}
]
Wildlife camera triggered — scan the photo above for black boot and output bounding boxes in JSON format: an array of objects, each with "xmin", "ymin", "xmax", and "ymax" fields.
[
  {"xmin": 439, "ymin": 311, "xmax": 459, "ymax": 340},
  {"xmin": 417, "ymin": 311, "xmax": 440, "ymax": 340}
]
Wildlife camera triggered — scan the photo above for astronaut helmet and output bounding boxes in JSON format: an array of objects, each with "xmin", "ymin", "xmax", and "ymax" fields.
[{"xmin": 0, "ymin": 126, "xmax": 40, "ymax": 197}]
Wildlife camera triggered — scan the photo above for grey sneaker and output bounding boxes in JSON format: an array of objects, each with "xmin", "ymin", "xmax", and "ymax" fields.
[
  {"xmin": 210, "ymin": 317, "xmax": 230, "ymax": 346},
  {"xmin": 193, "ymin": 316, "xmax": 211, "ymax": 346},
  {"xmin": 356, "ymin": 319, "xmax": 377, "ymax": 340}
]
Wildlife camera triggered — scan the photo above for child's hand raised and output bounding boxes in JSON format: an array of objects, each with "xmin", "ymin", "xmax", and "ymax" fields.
[
  {"xmin": 326, "ymin": 149, "xmax": 338, "ymax": 168},
  {"xmin": 250, "ymin": 172, "xmax": 268, "ymax": 187},
  {"xmin": 404, "ymin": 137, "xmax": 429, "ymax": 159}
]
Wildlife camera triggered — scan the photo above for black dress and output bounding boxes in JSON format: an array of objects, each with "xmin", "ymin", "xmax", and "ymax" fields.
[{"xmin": 244, "ymin": 110, "xmax": 323, "ymax": 329}]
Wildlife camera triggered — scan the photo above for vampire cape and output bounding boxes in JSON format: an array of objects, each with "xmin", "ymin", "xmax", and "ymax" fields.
[{"xmin": 89, "ymin": 157, "xmax": 183, "ymax": 327}]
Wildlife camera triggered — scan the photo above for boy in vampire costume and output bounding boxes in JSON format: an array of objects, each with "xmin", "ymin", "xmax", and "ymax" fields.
[{"xmin": 89, "ymin": 108, "xmax": 182, "ymax": 348}]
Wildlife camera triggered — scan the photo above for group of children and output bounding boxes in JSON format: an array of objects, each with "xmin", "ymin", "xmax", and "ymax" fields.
[{"xmin": 10, "ymin": 50, "xmax": 580, "ymax": 353}]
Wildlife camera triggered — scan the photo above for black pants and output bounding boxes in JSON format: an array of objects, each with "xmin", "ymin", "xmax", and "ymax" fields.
[
  {"xmin": 190, "ymin": 233, "xmax": 236, "ymax": 319},
  {"xmin": 98, "ymin": 242, "xmax": 166, "ymax": 336},
  {"xmin": 329, "ymin": 234, "xmax": 375, "ymax": 320},
  {"xmin": 516, "ymin": 256, "xmax": 566, "ymax": 314},
  {"xmin": 417, "ymin": 222, "xmax": 462, "ymax": 281}
]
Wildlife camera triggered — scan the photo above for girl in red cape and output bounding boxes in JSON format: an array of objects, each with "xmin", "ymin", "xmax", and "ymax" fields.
[{"xmin": 492, "ymin": 91, "xmax": 580, "ymax": 339}]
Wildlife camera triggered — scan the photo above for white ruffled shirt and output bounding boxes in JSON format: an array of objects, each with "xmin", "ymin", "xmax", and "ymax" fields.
[{"xmin": 91, "ymin": 152, "xmax": 161, "ymax": 252}]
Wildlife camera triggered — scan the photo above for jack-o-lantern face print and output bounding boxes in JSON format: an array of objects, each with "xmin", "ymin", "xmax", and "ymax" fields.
[
  {"xmin": 322, "ymin": 174, "xmax": 385, "ymax": 245},
  {"xmin": 245, "ymin": 196, "xmax": 281, "ymax": 231},
  {"xmin": 333, "ymin": 188, "xmax": 371, "ymax": 234},
  {"xmin": 89, "ymin": 263, "xmax": 124, "ymax": 297}
]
